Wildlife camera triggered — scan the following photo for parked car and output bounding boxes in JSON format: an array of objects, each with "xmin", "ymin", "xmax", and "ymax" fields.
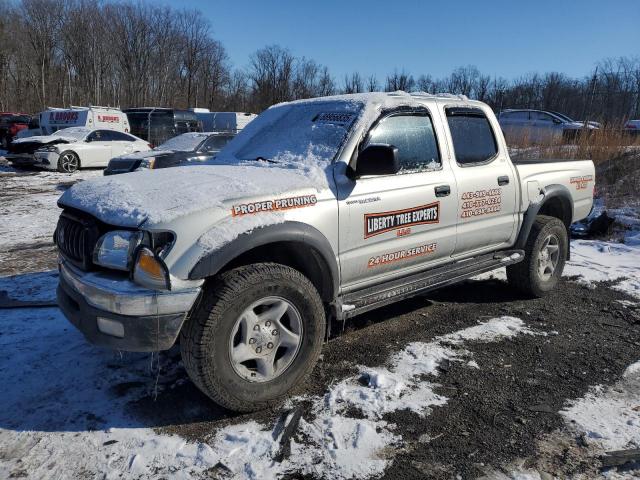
[
  {"xmin": 624, "ymin": 120, "xmax": 640, "ymax": 137},
  {"xmin": 55, "ymin": 92, "xmax": 594, "ymax": 412},
  {"xmin": 104, "ymin": 131, "xmax": 236, "ymax": 175},
  {"xmin": 8, "ymin": 127, "xmax": 150, "ymax": 172},
  {"xmin": 14, "ymin": 115, "xmax": 41, "ymax": 139},
  {"xmin": 498, "ymin": 109, "xmax": 599, "ymax": 144},
  {"xmin": 0, "ymin": 113, "xmax": 30, "ymax": 149},
  {"xmin": 122, "ymin": 108, "xmax": 202, "ymax": 147}
]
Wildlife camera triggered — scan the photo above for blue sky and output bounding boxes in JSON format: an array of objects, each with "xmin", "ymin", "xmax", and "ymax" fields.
[{"xmin": 167, "ymin": 0, "xmax": 639, "ymax": 82}]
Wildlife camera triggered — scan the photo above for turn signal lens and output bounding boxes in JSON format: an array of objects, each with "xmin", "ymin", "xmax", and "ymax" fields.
[{"xmin": 133, "ymin": 247, "xmax": 170, "ymax": 290}]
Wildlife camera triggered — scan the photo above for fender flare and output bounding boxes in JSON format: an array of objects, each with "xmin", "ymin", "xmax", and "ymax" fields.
[
  {"xmin": 515, "ymin": 183, "xmax": 574, "ymax": 251},
  {"xmin": 188, "ymin": 221, "xmax": 340, "ymax": 299}
]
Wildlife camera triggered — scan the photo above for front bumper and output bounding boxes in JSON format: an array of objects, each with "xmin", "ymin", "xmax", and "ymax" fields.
[
  {"xmin": 6, "ymin": 153, "xmax": 39, "ymax": 166},
  {"xmin": 57, "ymin": 260, "xmax": 202, "ymax": 351},
  {"xmin": 34, "ymin": 151, "xmax": 59, "ymax": 169}
]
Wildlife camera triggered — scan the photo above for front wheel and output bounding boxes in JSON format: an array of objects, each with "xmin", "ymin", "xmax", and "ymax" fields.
[
  {"xmin": 180, "ymin": 263, "xmax": 326, "ymax": 412},
  {"xmin": 57, "ymin": 151, "xmax": 80, "ymax": 173},
  {"xmin": 507, "ymin": 215, "xmax": 568, "ymax": 297}
]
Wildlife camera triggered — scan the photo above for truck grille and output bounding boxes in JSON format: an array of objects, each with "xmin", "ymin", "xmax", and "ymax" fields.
[{"xmin": 55, "ymin": 211, "xmax": 101, "ymax": 270}]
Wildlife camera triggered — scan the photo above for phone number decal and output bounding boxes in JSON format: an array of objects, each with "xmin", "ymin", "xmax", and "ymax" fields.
[{"xmin": 460, "ymin": 188, "xmax": 502, "ymax": 218}]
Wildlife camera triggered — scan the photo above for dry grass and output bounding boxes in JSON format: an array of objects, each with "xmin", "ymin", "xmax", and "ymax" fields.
[{"xmin": 506, "ymin": 129, "xmax": 640, "ymax": 208}]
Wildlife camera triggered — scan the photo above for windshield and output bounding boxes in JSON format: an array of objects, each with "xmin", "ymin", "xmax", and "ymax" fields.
[
  {"xmin": 217, "ymin": 100, "xmax": 363, "ymax": 166},
  {"xmin": 156, "ymin": 132, "xmax": 209, "ymax": 152},
  {"xmin": 52, "ymin": 127, "xmax": 92, "ymax": 140},
  {"xmin": 550, "ymin": 111, "xmax": 574, "ymax": 122}
]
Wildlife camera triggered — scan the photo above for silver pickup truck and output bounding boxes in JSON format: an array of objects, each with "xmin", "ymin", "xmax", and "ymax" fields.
[{"xmin": 55, "ymin": 92, "xmax": 595, "ymax": 411}]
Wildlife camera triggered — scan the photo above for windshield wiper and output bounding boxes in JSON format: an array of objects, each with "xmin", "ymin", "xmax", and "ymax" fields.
[{"xmin": 251, "ymin": 156, "xmax": 279, "ymax": 164}]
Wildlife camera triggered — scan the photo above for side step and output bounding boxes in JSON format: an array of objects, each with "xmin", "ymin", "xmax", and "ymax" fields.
[{"xmin": 339, "ymin": 250, "xmax": 524, "ymax": 319}]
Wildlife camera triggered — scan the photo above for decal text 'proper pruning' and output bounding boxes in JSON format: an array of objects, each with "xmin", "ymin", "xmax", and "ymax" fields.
[{"xmin": 232, "ymin": 195, "xmax": 317, "ymax": 216}]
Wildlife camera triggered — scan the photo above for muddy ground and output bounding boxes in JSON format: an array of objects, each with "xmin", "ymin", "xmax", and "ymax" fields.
[
  {"xmin": 2, "ymin": 162, "xmax": 640, "ymax": 479},
  {"xmin": 129, "ymin": 277, "xmax": 638, "ymax": 479}
]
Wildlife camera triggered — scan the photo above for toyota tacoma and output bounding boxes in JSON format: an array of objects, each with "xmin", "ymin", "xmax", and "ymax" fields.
[{"xmin": 55, "ymin": 92, "xmax": 595, "ymax": 411}]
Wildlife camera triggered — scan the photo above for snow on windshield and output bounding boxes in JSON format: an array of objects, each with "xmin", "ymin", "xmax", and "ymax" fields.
[
  {"xmin": 156, "ymin": 132, "xmax": 209, "ymax": 152},
  {"xmin": 52, "ymin": 127, "xmax": 92, "ymax": 140},
  {"xmin": 217, "ymin": 100, "xmax": 364, "ymax": 166}
]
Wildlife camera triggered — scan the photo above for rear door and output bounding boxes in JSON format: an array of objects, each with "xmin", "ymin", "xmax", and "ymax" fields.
[
  {"xmin": 440, "ymin": 105, "xmax": 518, "ymax": 257},
  {"xmin": 84, "ymin": 130, "xmax": 113, "ymax": 166},
  {"xmin": 337, "ymin": 107, "xmax": 458, "ymax": 291},
  {"xmin": 109, "ymin": 131, "xmax": 139, "ymax": 156}
]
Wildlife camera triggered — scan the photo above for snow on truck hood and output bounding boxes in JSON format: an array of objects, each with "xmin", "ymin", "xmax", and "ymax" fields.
[{"xmin": 58, "ymin": 163, "xmax": 329, "ymax": 228}]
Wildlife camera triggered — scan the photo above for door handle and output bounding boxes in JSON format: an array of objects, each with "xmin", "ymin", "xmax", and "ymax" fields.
[
  {"xmin": 498, "ymin": 176, "xmax": 510, "ymax": 186},
  {"xmin": 434, "ymin": 185, "xmax": 451, "ymax": 197}
]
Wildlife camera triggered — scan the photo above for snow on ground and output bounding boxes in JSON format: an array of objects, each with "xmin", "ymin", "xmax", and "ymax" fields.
[
  {"xmin": 0, "ymin": 167, "xmax": 100, "ymax": 253},
  {"xmin": 562, "ymin": 361, "xmax": 640, "ymax": 452},
  {"xmin": 0, "ymin": 271, "xmax": 537, "ymax": 480},
  {"xmin": 564, "ymin": 240, "xmax": 640, "ymax": 299},
  {"xmin": 472, "ymin": 239, "xmax": 640, "ymax": 301}
]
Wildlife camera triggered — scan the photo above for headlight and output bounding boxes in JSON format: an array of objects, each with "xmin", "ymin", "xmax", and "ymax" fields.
[
  {"xmin": 133, "ymin": 247, "xmax": 170, "ymax": 290},
  {"xmin": 140, "ymin": 157, "xmax": 156, "ymax": 169},
  {"xmin": 38, "ymin": 145, "xmax": 59, "ymax": 153},
  {"xmin": 93, "ymin": 230, "xmax": 142, "ymax": 271}
]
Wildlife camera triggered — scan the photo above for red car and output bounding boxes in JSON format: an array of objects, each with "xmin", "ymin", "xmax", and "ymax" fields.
[{"xmin": 0, "ymin": 112, "xmax": 30, "ymax": 149}]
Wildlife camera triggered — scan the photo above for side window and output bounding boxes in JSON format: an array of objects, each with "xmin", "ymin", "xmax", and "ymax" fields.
[
  {"xmin": 110, "ymin": 131, "xmax": 134, "ymax": 141},
  {"xmin": 87, "ymin": 130, "xmax": 103, "ymax": 141},
  {"xmin": 366, "ymin": 113, "xmax": 441, "ymax": 172},
  {"xmin": 508, "ymin": 111, "xmax": 529, "ymax": 121},
  {"xmin": 445, "ymin": 108, "xmax": 498, "ymax": 166},
  {"xmin": 532, "ymin": 112, "xmax": 553, "ymax": 122},
  {"xmin": 202, "ymin": 135, "xmax": 233, "ymax": 153}
]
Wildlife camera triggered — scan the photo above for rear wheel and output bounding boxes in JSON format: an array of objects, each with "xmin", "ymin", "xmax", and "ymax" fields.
[
  {"xmin": 57, "ymin": 151, "xmax": 80, "ymax": 173},
  {"xmin": 507, "ymin": 215, "xmax": 568, "ymax": 297},
  {"xmin": 180, "ymin": 263, "xmax": 326, "ymax": 412}
]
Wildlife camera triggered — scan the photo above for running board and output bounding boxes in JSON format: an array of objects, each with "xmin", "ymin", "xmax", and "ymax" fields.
[{"xmin": 339, "ymin": 250, "xmax": 524, "ymax": 319}]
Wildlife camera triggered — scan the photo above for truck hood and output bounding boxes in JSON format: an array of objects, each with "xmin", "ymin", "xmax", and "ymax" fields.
[{"xmin": 58, "ymin": 163, "xmax": 329, "ymax": 228}]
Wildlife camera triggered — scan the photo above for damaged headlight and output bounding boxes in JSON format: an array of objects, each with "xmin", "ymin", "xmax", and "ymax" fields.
[
  {"xmin": 133, "ymin": 247, "xmax": 171, "ymax": 290},
  {"xmin": 93, "ymin": 230, "xmax": 143, "ymax": 271},
  {"xmin": 38, "ymin": 145, "xmax": 59, "ymax": 153}
]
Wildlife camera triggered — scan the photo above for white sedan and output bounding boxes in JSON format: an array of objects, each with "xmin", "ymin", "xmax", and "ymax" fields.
[{"xmin": 27, "ymin": 127, "xmax": 150, "ymax": 173}]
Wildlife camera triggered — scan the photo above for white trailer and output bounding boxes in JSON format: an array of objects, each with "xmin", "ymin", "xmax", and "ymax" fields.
[
  {"xmin": 189, "ymin": 109, "xmax": 256, "ymax": 132},
  {"xmin": 39, "ymin": 106, "xmax": 130, "ymax": 135}
]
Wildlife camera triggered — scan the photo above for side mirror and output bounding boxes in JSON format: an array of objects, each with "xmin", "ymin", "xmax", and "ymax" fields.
[
  {"xmin": 355, "ymin": 144, "xmax": 400, "ymax": 177},
  {"xmin": 85, "ymin": 137, "xmax": 92, "ymax": 142},
  {"xmin": 552, "ymin": 118, "xmax": 562, "ymax": 125}
]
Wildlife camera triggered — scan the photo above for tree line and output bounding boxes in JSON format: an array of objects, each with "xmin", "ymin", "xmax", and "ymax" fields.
[{"xmin": 0, "ymin": 0, "xmax": 639, "ymax": 124}]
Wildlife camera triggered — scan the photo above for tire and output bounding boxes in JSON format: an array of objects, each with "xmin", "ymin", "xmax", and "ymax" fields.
[
  {"xmin": 507, "ymin": 215, "xmax": 568, "ymax": 297},
  {"xmin": 57, "ymin": 151, "xmax": 80, "ymax": 173},
  {"xmin": 180, "ymin": 263, "xmax": 326, "ymax": 412}
]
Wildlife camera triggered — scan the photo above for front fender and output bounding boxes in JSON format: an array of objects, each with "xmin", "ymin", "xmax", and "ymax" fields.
[{"xmin": 188, "ymin": 221, "xmax": 340, "ymax": 298}]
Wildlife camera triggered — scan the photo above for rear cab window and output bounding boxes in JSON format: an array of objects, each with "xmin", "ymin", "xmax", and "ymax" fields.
[{"xmin": 445, "ymin": 107, "xmax": 498, "ymax": 166}]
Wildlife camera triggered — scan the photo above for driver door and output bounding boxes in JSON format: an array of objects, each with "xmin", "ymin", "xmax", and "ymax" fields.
[{"xmin": 336, "ymin": 108, "xmax": 458, "ymax": 292}]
